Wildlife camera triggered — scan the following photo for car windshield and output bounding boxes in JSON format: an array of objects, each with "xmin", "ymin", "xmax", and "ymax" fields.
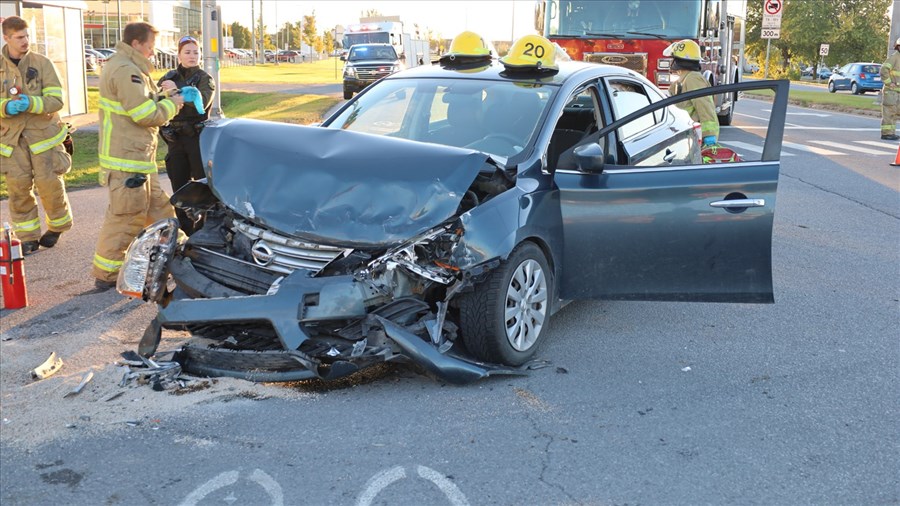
[
  {"xmin": 349, "ymin": 46, "xmax": 397, "ymax": 61},
  {"xmin": 326, "ymin": 78, "xmax": 556, "ymax": 159}
]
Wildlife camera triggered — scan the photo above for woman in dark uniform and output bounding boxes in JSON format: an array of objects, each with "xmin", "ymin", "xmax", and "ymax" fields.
[{"xmin": 158, "ymin": 36, "xmax": 215, "ymax": 235}]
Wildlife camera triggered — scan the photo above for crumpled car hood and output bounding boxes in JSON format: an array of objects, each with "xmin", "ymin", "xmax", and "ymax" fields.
[{"xmin": 200, "ymin": 118, "xmax": 490, "ymax": 248}]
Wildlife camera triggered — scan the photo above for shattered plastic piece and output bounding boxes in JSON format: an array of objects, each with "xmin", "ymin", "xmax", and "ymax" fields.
[
  {"xmin": 138, "ymin": 317, "xmax": 163, "ymax": 358},
  {"xmin": 351, "ymin": 338, "xmax": 367, "ymax": 358},
  {"xmin": 326, "ymin": 347, "xmax": 340, "ymax": 357},
  {"xmin": 125, "ymin": 420, "xmax": 141, "ymax": 427},
  {"xmin": 104, "ymin": 392, "xmax": 126, "ymax": 402},
  {"xmin": 64, "ymin": 369, "xmax": 94, "ymax": 398},
  {"xmin": 438, "ymin": 340, "xmax": 453, "ymax": 354},
  {"xmin": 32, "ymin": 352, "xmax": 63, "ymax": 380},
  {"xmin": 682, "ymin": 366, "xmax": 692, "ymax": 372},
  {"xmin": 556, "ymin": 367, "xmax": 569, "ymax": 374}
]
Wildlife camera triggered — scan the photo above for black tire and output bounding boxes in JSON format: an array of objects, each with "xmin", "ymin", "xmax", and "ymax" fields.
[
  {"xmin": 457, "ymin": 242, "xmax": 552, "ymax": 365},
  {"xmin": 718, "ymin": 104, "xmax": 733, "ymax": 126},
  {"xmin": 851, "ymin": 82, "xmax": 859, "ymax": 95},
  {"xmin": 343, "ymin": 90, "xmax": 353, "ymax": 100},
  {"xmin": 828, "ymin": 81, "xmax": 836, "ymax": 93}
]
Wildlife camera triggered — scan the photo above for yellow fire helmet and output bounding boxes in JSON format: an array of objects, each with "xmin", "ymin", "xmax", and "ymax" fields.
[
  {"xmin": 442, "ymin": 31, "xmax": 492, "ymax": 60},
  {"xmin": 663, "ymin": 39, "xmax": 701, "ymax": 62},
  {"xmin": 500, "ymin": 34, "xmax": 559, "ymax": 71}
]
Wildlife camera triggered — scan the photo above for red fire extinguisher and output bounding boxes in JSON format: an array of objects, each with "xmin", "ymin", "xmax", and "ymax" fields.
[{"xmin": 1, "ymin": 222, "xmax": 28, "ymax": 309}]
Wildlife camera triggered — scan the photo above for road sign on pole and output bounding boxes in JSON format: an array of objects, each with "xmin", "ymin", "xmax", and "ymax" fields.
[
  {"xmin": 761, "ymin": 0, "xmax": 783, "ymax": 40},
  {"xmin": 819, "ymin": 44, "xmax": 830, "ymax": 56}
]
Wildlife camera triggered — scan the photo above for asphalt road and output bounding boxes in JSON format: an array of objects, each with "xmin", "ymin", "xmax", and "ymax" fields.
[{"xmin": 0, "ymin": 98, "xmax": 897, "ymax": 505}]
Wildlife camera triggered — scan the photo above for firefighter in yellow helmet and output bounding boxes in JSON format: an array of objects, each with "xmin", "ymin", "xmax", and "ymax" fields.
[
  {"xmin": 0, "ymin": 16, "xmax": 74, "ymax": 254},
  {"xmin": 664, "ymin": 39, "xmax": 719, "ymax": 146},
  {"xmin": 879, "ymin": 38, "xmax": 900, "ymax": 141},
  {"xmin": 91, "ymin": 22, "xmax": 184, "ymax": 290}
]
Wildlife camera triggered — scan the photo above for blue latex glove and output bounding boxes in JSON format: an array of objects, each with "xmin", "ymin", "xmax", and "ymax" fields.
[
  {"xmin": 703, "ymin": 135, "xmax": 717, "ymax": 146},
  {"xmin": 179, "ymin": 86, "xmax": 204, "ymax": 114},
  {"xmin": 14, "ymin": 95, "xmax": 30, "ymax": 112},
  {"xmin": 4, "ymin": 100, "xmax": 19, "ymax": 116}
]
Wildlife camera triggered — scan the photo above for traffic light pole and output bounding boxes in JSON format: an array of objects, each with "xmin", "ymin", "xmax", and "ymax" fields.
[{"xmin": 202, "ymin": 0, "xmax": 223, "ymax": 119}]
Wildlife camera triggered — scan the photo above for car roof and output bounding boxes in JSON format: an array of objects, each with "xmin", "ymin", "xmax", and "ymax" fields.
[{"xmin": 386, "ymin": 59, "xmax": 638, "ymax": 86}]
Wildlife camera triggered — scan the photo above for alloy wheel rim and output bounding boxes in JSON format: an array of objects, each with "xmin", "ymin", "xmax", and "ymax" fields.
[{"xmin": 504, "ymin": 259, "xmax": 548, "ymax": 351}]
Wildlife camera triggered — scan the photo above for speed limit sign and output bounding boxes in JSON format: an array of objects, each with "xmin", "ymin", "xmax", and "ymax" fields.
[{"xmin": 819, "ymin": 44, "xmax": 830, "ymax": 56}]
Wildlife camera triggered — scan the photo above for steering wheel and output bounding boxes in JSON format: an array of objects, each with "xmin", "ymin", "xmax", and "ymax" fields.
[{"xmin": 464, "ymin": 133, "xmax": 522, "ymax": 154}]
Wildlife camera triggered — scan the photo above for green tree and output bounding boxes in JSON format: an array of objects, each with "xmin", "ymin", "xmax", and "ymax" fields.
[
  {"xmin": 323, "ymin": 30, "xmax": 335, "ymax": 54},
  {"xmin": 744, "ymin": 0, "xmax": 890, "ymax": 76},
  {"xmin": 302, "ymin": 13, "xmax": 320, "ymax": 49},
  {"xmin": 229, "ymin": 22, "xmax": 252, "ymax": 49}
]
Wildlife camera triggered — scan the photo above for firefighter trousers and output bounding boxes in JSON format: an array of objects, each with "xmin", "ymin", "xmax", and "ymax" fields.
[
  {"xmin": 882, "ymin": 90, "xmax": 900, "ymax": 136},
  {"xmin": 1, "ymin": 137, "xmax": 73, "ymax": 242},
  {"xmin": 164, "ymin": 134, "xmax": 204, "ymax": 235},
  {"xmin": 92, "ymin": 170, "xmax": 175, "ymax": 283}
]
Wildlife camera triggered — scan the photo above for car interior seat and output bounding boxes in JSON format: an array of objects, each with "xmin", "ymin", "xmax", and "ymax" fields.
[{"xmin": 442, "ymin": 93, "xmax": 484, "ymax": 147}]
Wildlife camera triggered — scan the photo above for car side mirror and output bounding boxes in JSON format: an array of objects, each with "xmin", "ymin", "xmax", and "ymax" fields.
[
  {"xmin": 573, "ymin": 143, "xmax": 606, "ymax": 173},
  {"xmin": 340, "ymin": 55, "xmax": 346, "ymax": 61}
]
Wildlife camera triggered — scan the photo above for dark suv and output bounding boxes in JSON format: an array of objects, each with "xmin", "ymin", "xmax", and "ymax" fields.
[{"xmin": 341, "ymin": 43, "xmax": 403, "ymax": 99}]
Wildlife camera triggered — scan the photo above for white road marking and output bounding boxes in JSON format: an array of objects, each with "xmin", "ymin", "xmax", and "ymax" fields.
[
  {"xmin": 855, "ymin": 140, "xmax": 899, "ymax": 150},
  {"xmin": 179, "ymin": 471, "xmax": 239, "ymax": 506},
  {"xmin": 357, "ymin": 465, "xmax": 471, "ymax": 506},
  {"xmin": 782, "ymin": 141, "xmax": 845, "ymax": 156},
  {"xmin": 417, "ymin": 465, "xmax": 471, "ymax": 506},
  {"xmin": 180, "ymin": 469, "xmax": 283, "ymax": 506},
  {"xmin": 811, "ymin": 140, "xmax": 894, "ymax": 155},
  {"xmin": 357, "ymin": 466, "xmax": 407, "ymax": 506},
  {"xmin": 734, "ymin": 126, "xmax": 879, "ymax": 131},
  {"xmin": 734, "ymin": 112, "xmax": 772, "ymax": 122},
  {"xmin": 722, "ymin": 141, "xmax": 797, "ymax": 156},
  {"xmin": 763, "ymin": 109, "xmax": 831, "ymax": 117}
]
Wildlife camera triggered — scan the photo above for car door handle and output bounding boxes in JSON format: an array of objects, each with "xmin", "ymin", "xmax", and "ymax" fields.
[
  {"xmin": 663, "ymin": 149, "xmax": 676, "ymax": 163},
  {"xmin": 709, "ymin": 199, "xmax": 766, "ymax": 208}
]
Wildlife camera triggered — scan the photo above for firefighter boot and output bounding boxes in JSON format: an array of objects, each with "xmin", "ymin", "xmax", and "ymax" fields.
[{"xmin": 39, "ymin": 230, "xmax": 62, "ymax": 248}]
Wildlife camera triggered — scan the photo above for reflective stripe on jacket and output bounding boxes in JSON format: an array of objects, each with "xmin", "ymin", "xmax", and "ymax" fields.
[
  {"xmin": 98, "ymin": 41, "xmax": 178, "ymax": 173},
  {"xmin": 0, "ymin": 45, "xmax": 67, "ymax": 157},
  {"xmin": 881, "ymin": 52, "xmax": 900, "ymax": 93},
  {"xmin": 673, "ymin": 71, "xmax": 720, "ymax": 139}
]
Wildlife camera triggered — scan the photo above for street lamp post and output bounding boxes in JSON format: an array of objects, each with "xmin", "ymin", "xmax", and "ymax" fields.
[{"xmin": 102, "ymin": 0, "xmax": 110, "ymax": 48}]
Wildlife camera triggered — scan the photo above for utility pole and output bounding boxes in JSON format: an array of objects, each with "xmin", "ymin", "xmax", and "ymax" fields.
[
  {"xmin": 202, "ymin": 0, "xmax": 223, "ymax": 119},
  {"xmin": 102, "ymin": 0, "xmax": 109, "ymax": 48},
  {"xmin": 259, "ymin": 0, "xmax": 264, "ymax": 65},
  {"xmin": 251, "ymin": 0, "xmax": 256, "ymax": 64},
  {"xmin": 890, "ymin": 0, "xmax": 900, "ymax": 58},
  {"xmin": 117, "ymin": 0, "xmax": 122, "ymax": 42}
]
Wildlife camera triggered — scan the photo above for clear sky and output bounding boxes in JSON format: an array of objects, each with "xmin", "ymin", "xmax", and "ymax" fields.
[{"xmin": 216, "ymin": 0, "xmax": 539, "ymax": 42}]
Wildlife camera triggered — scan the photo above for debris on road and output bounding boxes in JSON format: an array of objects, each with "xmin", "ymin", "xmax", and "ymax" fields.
[
  {"xmin": 64, "ymin": 369, "xmax": 94, "ymax": 398},
  {"xmin": 31, "ymin": 352, "xmax": 63, "ymax": 380}
]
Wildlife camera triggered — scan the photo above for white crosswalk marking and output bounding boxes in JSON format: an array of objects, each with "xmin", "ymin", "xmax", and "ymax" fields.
[
  {"xmin": 782, "ymin": 141, "xmax": 845, "ymax": 156},
  {"xmin": 855, "ymin": 140, "xmax": 899, "ymax": 150},
  {"xmin": 723, "ymin": 141, "xmax": 794, "ymax": 156},
  {"xmin": 811, "ymin": 140, "xmax": 894, "ymax": 155}
]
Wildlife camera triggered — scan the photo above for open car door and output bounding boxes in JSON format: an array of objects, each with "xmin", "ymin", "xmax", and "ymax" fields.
[{"xmin": 554, "ymin": 80, "xmax": 789, "ymax": 303}]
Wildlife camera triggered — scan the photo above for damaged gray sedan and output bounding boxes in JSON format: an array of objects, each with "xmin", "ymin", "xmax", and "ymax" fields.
[{"xmin": 118, "ymin": 60, "xmax": 789, "ymax": 383}]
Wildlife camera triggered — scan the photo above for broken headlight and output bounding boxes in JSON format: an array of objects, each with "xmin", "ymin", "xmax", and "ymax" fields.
[
  {"xmin": 366, "ymin": 224, "xmax": 461, "ymax": 285},
  {"xmin": 117, "ymin": 218, "xmax": 180, "ymax": 301}
]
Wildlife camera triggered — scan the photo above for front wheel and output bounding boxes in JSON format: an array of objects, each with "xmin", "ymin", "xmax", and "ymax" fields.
[
  {"xmin": 718, "ymin": 103, "xmax": 734, "ymax": 126},
  {"xmin": 457, "ymin": 242, "xmax": 552, "ymax": 365},
  {"xmin": 343, "ymin": 90, "xmax": 353, "ymax": 100},
  {"xmin": 828, "ymin": 81, "xmax": 836, "ymax": 93}
]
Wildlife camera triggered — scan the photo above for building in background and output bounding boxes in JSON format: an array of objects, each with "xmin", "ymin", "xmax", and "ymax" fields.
[
  {"xmin": 82, "ymin": 0, "xmax": 202, "ymax": 51},
  {"xmin": 0, "ymin": 0, "xmax": 89, "ymax": 117}
]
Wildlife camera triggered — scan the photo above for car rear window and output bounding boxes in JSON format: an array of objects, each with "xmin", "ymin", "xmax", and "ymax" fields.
[{"xmin": 861, "ymin": 65, "xmax": 880, "ymax": 74}]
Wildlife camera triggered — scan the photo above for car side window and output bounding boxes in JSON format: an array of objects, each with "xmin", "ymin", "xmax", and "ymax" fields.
[
  {"xmin": 608, "ymin": 80, "xmax": 659, "ymax": 139},
  {"xmin": 549, "ymin": 85, "xmax": 607, "ymax": 171}
]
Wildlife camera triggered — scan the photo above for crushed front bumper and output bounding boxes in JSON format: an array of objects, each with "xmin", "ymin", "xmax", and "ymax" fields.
[{"xmin": 158, "ymin": 260, "xmax": 528, "ymax": 384}]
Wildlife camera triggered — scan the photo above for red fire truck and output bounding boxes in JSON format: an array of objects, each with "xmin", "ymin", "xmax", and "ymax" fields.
[{"xmin": 536, "ymin": 0, "xmax": 745, "ymax": 125}]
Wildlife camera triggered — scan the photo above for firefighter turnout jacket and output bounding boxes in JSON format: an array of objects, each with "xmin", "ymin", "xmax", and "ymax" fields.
[
  {"xmin": 0, "ymin": 44, "xmax": 73, "ymax": 241},
  {"xmin": 92, "ymin": 41, "xmax": 179, "ymax": 283},
  {"xmin": 98, "ymin": 41, "xmax": 178, "ymax": 173},
  {"xmin": 880, "ymin": 51, "xmax": 900, "ymax": 138},
  {"xmin": 671, "ymin": 70, "xmax": 720, "ymax": 140}
]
